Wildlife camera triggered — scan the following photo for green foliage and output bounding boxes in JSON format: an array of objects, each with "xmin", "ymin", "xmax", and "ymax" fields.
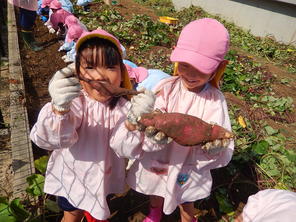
[
  {"xmin": 34, "ymin": 155, "xmax": 49, "ymax": 174},
  {"xmin": 26, "ymin": 174, "xmax": 45, "ymax": 197},
  {"xmin": 0, "ymin": 198, "xmax": 30, "ymax": 222},
  {"xmin": 228, "ymin": 104, "xmax": 296, "ymax": 189},
  {"xmin": 0, "ymin": 157, "xmax": 61, "ymax": 221},
  {"xmin": 134, "ymin": 0, "xmax": 175, "ymax": 16},
  {"xmin": 215, "ymin": 188, "xmax": 234, "ymax": 215}
]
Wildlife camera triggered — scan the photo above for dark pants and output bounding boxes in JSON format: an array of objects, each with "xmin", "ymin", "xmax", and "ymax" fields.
[{"xmin": 19, "ymin": 8, "xmax": 36, "ymax": 30}]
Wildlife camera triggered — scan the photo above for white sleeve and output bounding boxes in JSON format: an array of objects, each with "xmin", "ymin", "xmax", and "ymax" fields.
[{"xmin": 30, "ymin": 100, "xmax": 83, "ymax": 150}]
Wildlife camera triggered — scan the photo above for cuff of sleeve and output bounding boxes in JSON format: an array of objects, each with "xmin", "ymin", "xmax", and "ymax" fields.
[{"xmin": 52, "ymin": 102, "xmax": 71, "ymax": 113}]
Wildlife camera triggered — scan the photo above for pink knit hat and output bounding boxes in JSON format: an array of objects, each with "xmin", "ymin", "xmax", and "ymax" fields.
[
  {"xmin": 41, "ymin": 0, "xmax": 53, "ymax": 8},
  {"xmin": 125, "ymin": 64, "xmax": 148, "ymax": 83},
  {"xmin": 50, "ymin": 0, "xmax": 62, "ymax": 9},
  {"xmin": 170, "ymin": 18, "xmax": 229, "ymax": 74},
  {"xmin": 67, "ymin": 25, "xmax": 85, "ymax": 42},
  {"xmin": 65, "ymin": 15, "xmax": 78, "ymax": 27}
]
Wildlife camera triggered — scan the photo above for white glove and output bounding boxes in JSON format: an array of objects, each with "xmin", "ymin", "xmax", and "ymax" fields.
[
  {"xmin": 49, "ymin": 28, "xmax": 56, "ymax": 34},
  {"xmin": 201, "ymin": 139, "xmax": 230, "ymax": 155},
  {"xmin": 127, "ymin": 88, "xmax": 156, "ymax": 125},
  {"xmin": 144, "ymin": 126, "xmax": 173, "ymax": 144},
  {"xmin": 63, "ymin": 56, "xmax": 74, "ymax": 63},
  {"xmin": 58, "ymin": 45, "xmax": 65, "ymax": 52},
  {"xmin": 44, "ymin": 20, "xmax": 51, "ymax": 26},
  {"xmin": 48, "ymin": 63, "xmax": 81, "ymax": 112}
]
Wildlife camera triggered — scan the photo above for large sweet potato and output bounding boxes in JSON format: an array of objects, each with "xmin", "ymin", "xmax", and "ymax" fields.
[{"xmin": 138, "ymin": 112, "xmax": 234, "ymax": 146}]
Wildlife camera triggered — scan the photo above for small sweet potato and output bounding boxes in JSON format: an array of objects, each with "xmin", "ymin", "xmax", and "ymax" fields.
[
  {"xmin": 79, "ymin": 76, "xmax": 140, "ymax": 97},
  {"xmin": 138, "ymin": 112, "xmax": 234, "ymax": 146}
]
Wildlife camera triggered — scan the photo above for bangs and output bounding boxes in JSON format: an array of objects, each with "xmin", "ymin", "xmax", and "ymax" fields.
[{"xmin": 76, "ymin": 38, "xmax": 122, "ymax": 71}]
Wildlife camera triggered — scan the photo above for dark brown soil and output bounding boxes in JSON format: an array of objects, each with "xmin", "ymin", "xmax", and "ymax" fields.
[{"xmin": 17, "ymin": 0, "xmax": 295, "ymax": 221}]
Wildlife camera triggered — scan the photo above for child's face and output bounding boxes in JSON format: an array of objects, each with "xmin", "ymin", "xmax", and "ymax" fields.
[
  {"xmin": 79, "ymin": 52, "xmax": 122, "ymax": 102},
  {"xmin": 178, "ymin": 62, "xmax": 213, "ymax": 92}
]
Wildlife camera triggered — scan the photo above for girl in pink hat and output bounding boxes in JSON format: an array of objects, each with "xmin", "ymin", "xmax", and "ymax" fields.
[
  {"xmin": 61, "ymin": 24, "xmax": 87, "ymax": 63},
  {"xmin": 46, "ymin": 0, "xmax": 72, "ymax": 34},
  {"xmin": 110, "ymin": 18, "xmax": 234, "ymax": 222},
  {"xmin": 30, "ymin": 29, "xmax": 133, "ymax": 222}
]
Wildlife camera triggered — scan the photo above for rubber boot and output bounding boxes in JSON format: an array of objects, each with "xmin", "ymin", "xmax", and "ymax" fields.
[
  {"xmin": 143, "ymin": 206, "xmax": 162, "ymax": 222},
  {"xmin": 83, "ymin": 211, "xmax": 109, "ymax": 222},
  {"xmin": 21, "ymin": 30, "xmax": 43, "ymax": 52}
]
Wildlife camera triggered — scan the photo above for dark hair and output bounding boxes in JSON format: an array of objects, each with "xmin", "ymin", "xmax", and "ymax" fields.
[{"xmin": 75, "ymin": 37, "xmax": 127, "ymax": 109}]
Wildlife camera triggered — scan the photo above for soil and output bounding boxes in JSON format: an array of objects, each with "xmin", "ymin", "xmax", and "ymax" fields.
[{"xmin": 1, "ymin": 0, "xmax": 295, "ymax": 221}]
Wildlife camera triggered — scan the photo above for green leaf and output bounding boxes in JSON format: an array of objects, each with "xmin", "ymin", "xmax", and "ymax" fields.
[
  {"xmin": 264, "ymin": 126, "xmax": 278, "ymax": 135},
  {"xmin": 34, "ymin": 156, "xmax": 49, "ymax": 174},
  {"xmin": 0, "ymin": 215, "xmax": 17, "ymax": 222},
  {"xmin": 252, "ymin": 140, "xmax": 269, "ymax": 155},
  {"xmin": 9, "ymin": 198, "xmax": 30, "ymax": 221},
  {"xmin": 26, "ymin": 174, "xmax": 45, "ymax": 197},
  {"xmin": 215, "ymin": 189, "xmax": 234, "ymax": 214},
  {"xmin": 45, "ymin": 199, "xmax": 60, "ymax": 213}
]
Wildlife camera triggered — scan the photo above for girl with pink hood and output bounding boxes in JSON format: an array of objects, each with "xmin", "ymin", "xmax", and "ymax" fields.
[
  {"xmin": 110, "ymin": 18, "xmax": 234, "ymax": 222},
  {"xmin": 30, "ymin": 29, "xmax": 133, "ymax": 222},
  {"xmin": 46, "ymin": 0, "xmax": 72, "ymax": 34}
]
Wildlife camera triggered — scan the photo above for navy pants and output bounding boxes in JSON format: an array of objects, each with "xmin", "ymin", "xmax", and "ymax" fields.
[{"xmin": 19, "ymin": 8, "xmax": 36, "ymax": 30}]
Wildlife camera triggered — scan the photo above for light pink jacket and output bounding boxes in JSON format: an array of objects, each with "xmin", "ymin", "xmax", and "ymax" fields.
[
  {"xmin": 30, "ymin": 92, "xmax": 129, "ymax": 220},
  {"xmin": 110, "ymin": 76, "xmax": 234, "ymax": 215},
  {"xmin": 50, "ymin": 8, "xmax": 72, "ymax": 30}
]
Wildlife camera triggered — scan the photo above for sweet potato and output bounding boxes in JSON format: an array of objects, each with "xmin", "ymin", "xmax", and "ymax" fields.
[
  {"xmin": 138, "ymin": 112, "xmax": 234, "ymax": 146},
  {"xmin": 79, "ymin": 76, "xmax": 140, "ymax": 97}
]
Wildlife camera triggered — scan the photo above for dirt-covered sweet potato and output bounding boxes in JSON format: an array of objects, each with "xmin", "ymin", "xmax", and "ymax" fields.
[{"xmin": 138, "ymin": 112, "xmax": 234, "ymax": 146}]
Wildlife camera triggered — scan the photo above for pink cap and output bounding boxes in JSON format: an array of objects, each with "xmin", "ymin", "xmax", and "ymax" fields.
[
  {"xmin": 65, "ymin": 15, "xmax": 78, "ymax": 27},
  {"xmin": 125, "ymin": 64, "xmax": 148, "ymax": 83},
  {"xmin": 41, "ymin": 0, "xmax": 53, "ymax": 8},
  {"xmin": 76, "ymin": 29, "xmax": 123, "ymax": 56},
  {"xmin": 50, "ymin": 0, "xmax": 62, "ymax": 9},
  {"xmin": 67, "ymin": 25, "xmax": 85, "ymax": 42},
  {"xmin": 170, "ymin": 18, "xmax": 229, "ymax": 74}
]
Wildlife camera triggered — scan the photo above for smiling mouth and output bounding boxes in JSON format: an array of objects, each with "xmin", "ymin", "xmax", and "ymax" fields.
[{"xmin": 183, "ymin": 77, "xmax": 196, "ymax": 84}]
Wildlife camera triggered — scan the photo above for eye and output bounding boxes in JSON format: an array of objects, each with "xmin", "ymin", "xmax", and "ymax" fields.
[{"xmin": 85, "ymin": 66, "xmax": 94, "ymax": 70}]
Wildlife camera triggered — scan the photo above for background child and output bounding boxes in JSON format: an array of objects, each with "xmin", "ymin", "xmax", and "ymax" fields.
[
  {"xmin": 125, "ymin": 64, "xmax": 171, "ymax": 91},
  {"xmin": 235, "ymin": 189, "xmax": 296, "ymax": 222},
  {"xmin": 30, "ymin": 29, "xmax": 133, "ymax": 222},
  {"xmin": 58, "ymin": 15, "xmax": 88, "ymax": 52},
  {"xmin": 110, "ymin": 18, "xmax": 234, "ymax": 222},
  {"xmin": 61, "ymin": 24, "xmax": 87, "ymax": 63},
  {"xmin": 46, "ymin": 0, "xmax": 72, "ymax": 34}
]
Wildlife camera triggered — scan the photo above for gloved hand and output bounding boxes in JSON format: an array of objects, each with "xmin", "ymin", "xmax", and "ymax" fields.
[
  {"xmin": 144, "ymin": 126, "xmax": 173, "ymax": 144},
  {"xmin": 49, "ymin": 27, "xmax": 56, "ymax": 34},
  {"xmin": 201, "ymin": 138, "xmax": 230, "ymax": 155},
  {"xmin": 127, "ymin": 88, "xmax": 156, "ymax": 125},
  {"xmin": 141, "ymin": 109, "xmax": 172, "ymax": 144},
  {"xmin": 44, "ymin": 20, "xmax": 51, "ymax": 26},
  {"xmin": 48, "ymin": 63, "xmax": 81, "ymax": 112},
  {"xmin": 58, "ymin": 45, "xmax": 65, "ymax": 52},
  {"xmin": 62, "ymin": 55, "xmax": 74, "ymax": 63}
]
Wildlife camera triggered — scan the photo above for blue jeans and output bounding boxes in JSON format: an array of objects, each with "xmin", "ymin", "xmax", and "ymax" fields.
[{"xmin": 19, "ymin": 8, "xmax": 36, "ymax": 30}]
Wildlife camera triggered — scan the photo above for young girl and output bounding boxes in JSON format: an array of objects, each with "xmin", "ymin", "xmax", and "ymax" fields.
[
  {"xmin": 46, "ymin": 0, "xmax": 72, "ymax": 34},
  {"xmin": 110, "ymin": 18, "xmax": 234, "ymax": 222},
  {"xmin": 61, "ymin": 24, "xmax": 87, "ymax": 63},
  {"xmin": 58, "ymin": 15, "xmax": 88, "ymax": 52},
  {"xmin": 30, "ymin": 29, "xmax": 133, "ymax": 222}
]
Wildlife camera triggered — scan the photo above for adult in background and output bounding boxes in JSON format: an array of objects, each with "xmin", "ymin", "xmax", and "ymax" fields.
[{"xmin": 8, "ymin": 0, "xmax": 43, "ymax": 51}]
